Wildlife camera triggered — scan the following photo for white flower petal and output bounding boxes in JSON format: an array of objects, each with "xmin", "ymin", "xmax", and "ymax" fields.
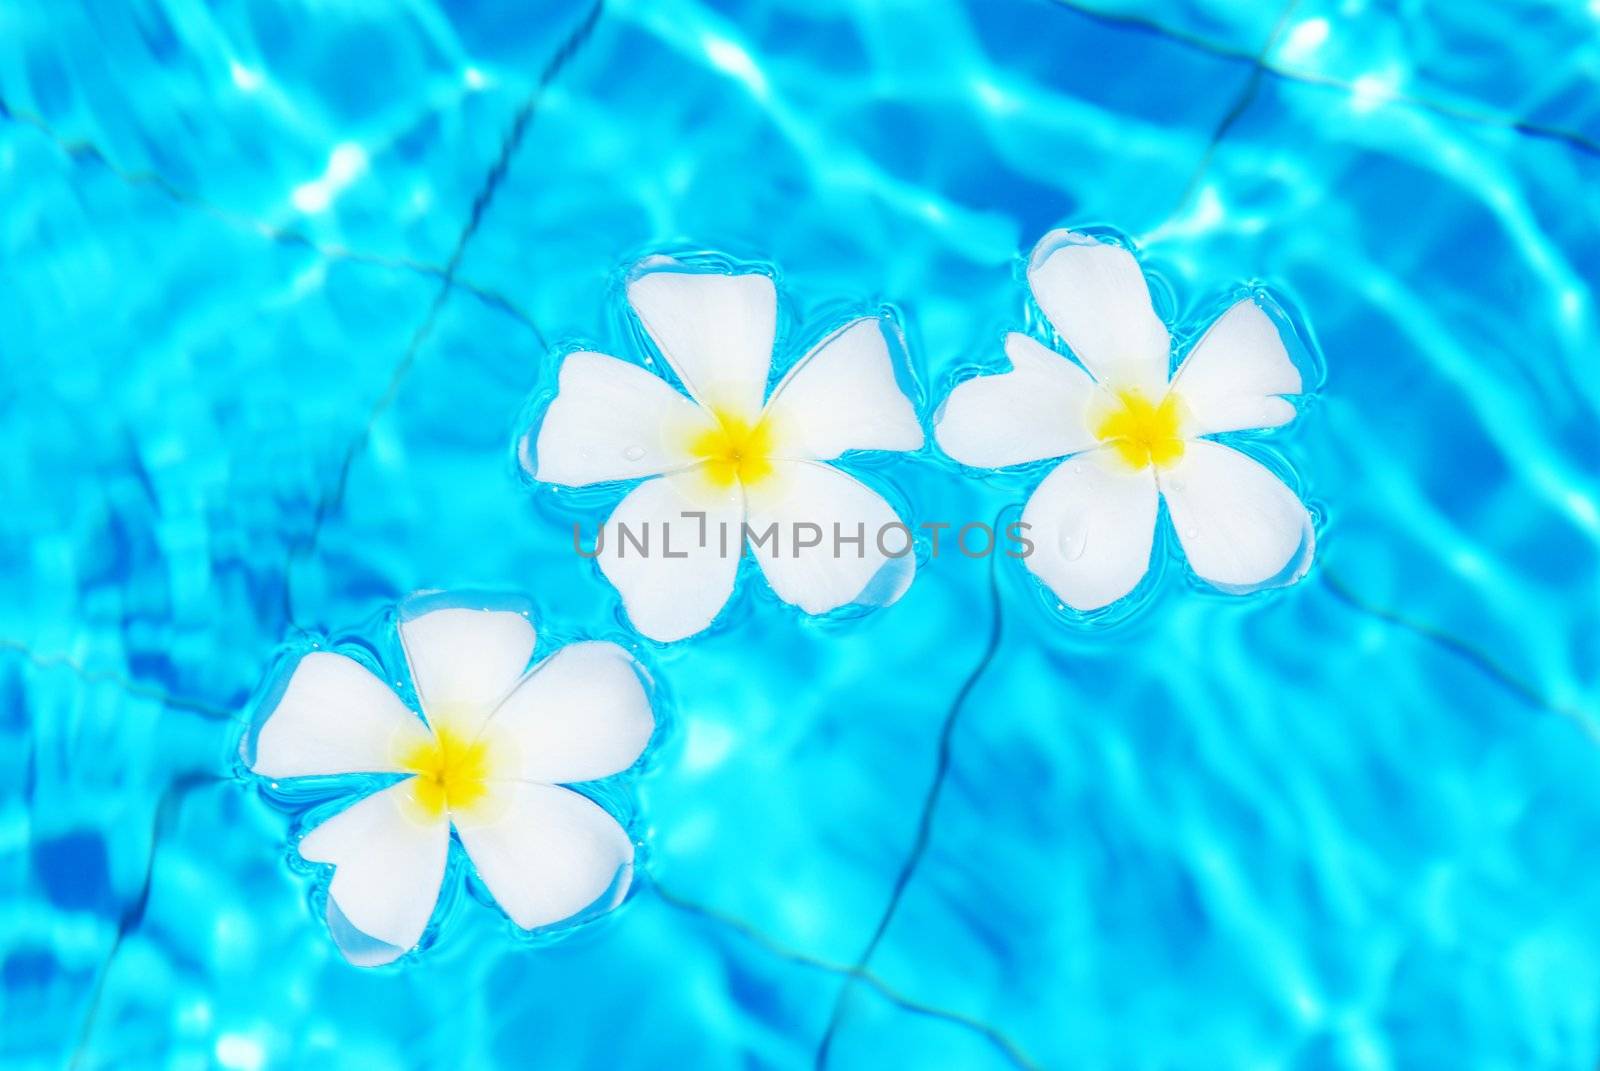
[
  {"xmin": 399, "ymin": 608, "xmax": 537, "ymax": 729},
  {"xmin": 248, "ymin": 651, "xmax": 430, "ymax": 779},
  {"xmin": 597, "ymin": 471, "xmax": 744, "ymax": 642},
  {"xmin": 456, "ymin": 782, "xmax": 634, "ymax": 932},
  {"xmin": 935, "ymin": 332, "xmax": 1101, "ymax": 468},
  {"xmin": 1170, "ymin": 299, "xmax": 1301, "ymax": 435},
  {"xmin": 626, "ymin": 265, "xmax": 776, "ymax": 419},
  {"xmin": 745, "ymin": 460, "xmax": 913, "ymax": 615},
  {"xmin": 1026, "ymin": 230, "xmax": 1170, "ymax": 397},
  {"xmin": 532, "ymin": 351, "xmax": 708, "ymax": 486},
  {"xmin": 1159, "ymin": 439, "xmax": 1314, "ymax": 590},
  {"xmin": 298, "ymin": 781, "xmax": 449, "ymax": 958},
  {"xmin": 761, "ymin": 317, "xmax": 923, "ymax": 460},
  {"xmin": 1021, "ymin": 450, "xmax": 1159, "ymax": 611},
  {"xmin": 487, "ymin": 641, "xmax": 655, "ymax": 784}
]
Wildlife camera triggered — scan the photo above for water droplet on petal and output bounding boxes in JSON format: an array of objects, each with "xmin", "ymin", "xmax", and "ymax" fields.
[
  {"xmin": 622, "ymin": 445, "xmax": 646, "ymax": 461},
  {"xmin": 1058, "ymin": 519, "xmax": 1090, "ymax": 562}
]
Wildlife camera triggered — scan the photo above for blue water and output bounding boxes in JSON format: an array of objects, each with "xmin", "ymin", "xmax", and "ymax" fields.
[{"xmin": 4, "ymin": 0, "xmax": 1599, "ymax": 1067}]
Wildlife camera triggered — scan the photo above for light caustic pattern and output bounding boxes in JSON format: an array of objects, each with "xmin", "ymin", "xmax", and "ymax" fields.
[{"xmin": 2, "ymin": 0, "xmax": 1598, "ymax": 1069}]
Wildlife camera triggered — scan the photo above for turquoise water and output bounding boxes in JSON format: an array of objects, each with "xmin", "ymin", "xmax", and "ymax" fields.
[{"xmin": 5, "ymin": 0, "xmax": 1600, "ymax": 1067}]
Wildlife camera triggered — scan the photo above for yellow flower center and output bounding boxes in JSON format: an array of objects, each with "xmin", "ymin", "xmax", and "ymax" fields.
[
  {"xmin": 688, "ymin": 408, "xmax": 776, "ymax": 489},
  {"xmin": 1094, "ymin": 389, "xmax": 1185, "ymax": 470},
  {"xmin": 398, "ymin": 724, "xmax": 492, "ymax": 821}
]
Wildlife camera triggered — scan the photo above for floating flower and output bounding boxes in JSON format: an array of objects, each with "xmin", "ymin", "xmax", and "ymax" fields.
[
  {"xmin": 526, "ymin": 256, "xmax": 924, "ymax": 642},
  {"xmin": 935, "ymin": 230, "xmax": 1315, "ymax": 611},
  {"xmin": 242, "ymin": 598, "xmax": 654, "ymax": 966}
]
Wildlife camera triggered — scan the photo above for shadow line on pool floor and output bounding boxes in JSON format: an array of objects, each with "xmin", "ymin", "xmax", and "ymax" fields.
[
  {"xmin": 1320, "ymin": 567, "xmax": 1598, "ymax": 740},
  {"xmin": 278, "ymin": 0, "xmax": 605, "ymax": 632},
  {"xmin": 1044, "ymin": 0, "xmax": 1600, "ymax": 161},
  {"xmin": 66, "ymin": 773, "xmax": 228, "ymax": 1071},
  {"xmin": 0, "ymin": 638, "xmax": 239, "ymax": 723},
  {"xmin": 1169, "ymin": 0, "xmax": 1305, "ymax": 217},
  {"xmin": 812, "ymin": 506, "xmax": 1012, "ymax": 1069},
  {"xmin": 0, "ymin": 98, "xmax": 546, "ymax": 341},
  {"xmin": 654, "ymin": 883, "xmax": 1040, "ymax": 1071}
]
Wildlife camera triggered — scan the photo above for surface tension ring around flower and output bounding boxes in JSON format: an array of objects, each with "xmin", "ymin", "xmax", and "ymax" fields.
[
  {"xmin": 525, "ymin": 255, "xmax": 925, "ymax": 643},
  {"xmin": 241, "ymin": 596, "xmax": 656, "ymax": 966},
  {"xmin": 935, "ymin": 229, "xmax": 1316, "ymax": 613}
]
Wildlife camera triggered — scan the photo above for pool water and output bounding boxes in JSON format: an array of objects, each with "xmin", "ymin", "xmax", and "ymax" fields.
[{"xmin": 4, "ymin": 0, "xmax": 1599, "ymax": 1067}]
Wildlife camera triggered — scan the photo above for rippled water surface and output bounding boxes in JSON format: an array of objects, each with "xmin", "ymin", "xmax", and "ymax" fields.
[{"xmin": 5, "ymin": 1, "xmax": 1600, "ymax": 1068}]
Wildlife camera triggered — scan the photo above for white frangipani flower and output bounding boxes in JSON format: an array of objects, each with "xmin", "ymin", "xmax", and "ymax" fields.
[
  {"xmin": 528, "ymin": 257, "xmax": 925, "ymax": 642},
  {"xmin": 935, "ymin": 230, "xmax": 1315, "ymax": 612},
  {"xmin": 244, "ymin": 601, "xmax": 654, "ymax": 966}
]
